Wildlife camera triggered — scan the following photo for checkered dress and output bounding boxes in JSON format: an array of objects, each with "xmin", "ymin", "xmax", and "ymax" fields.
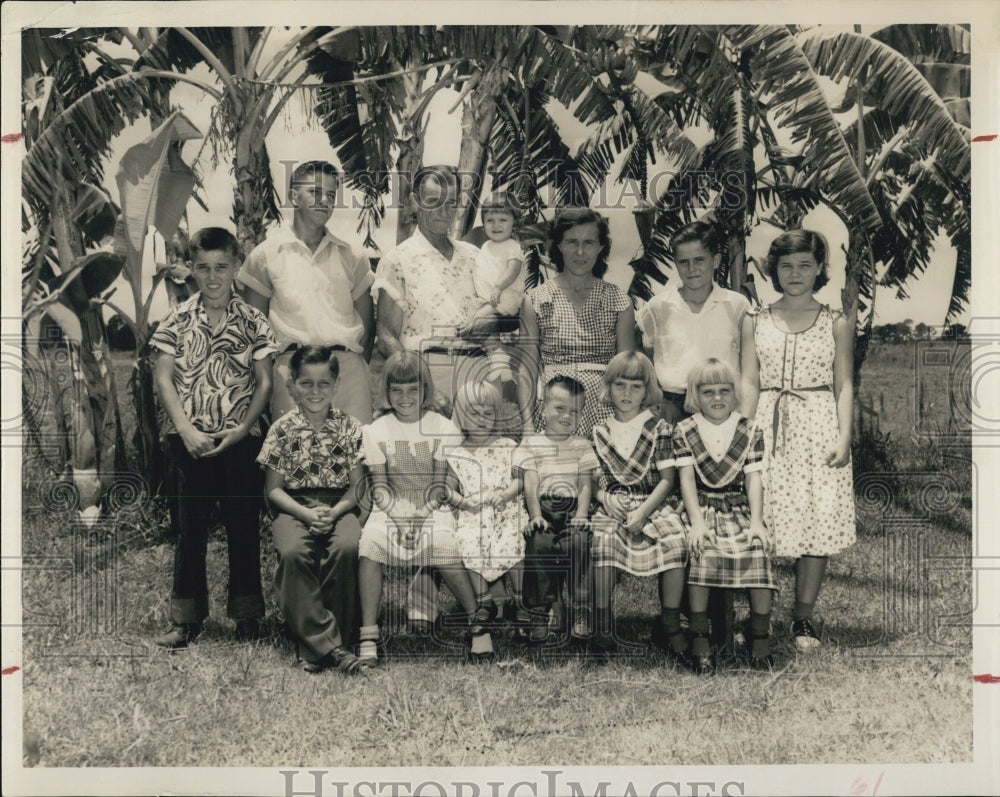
[
  {"xmin": 527, "ymin": 279, "xmax": 631, "ymax": 438},
  {"xmin": 672, "ymin": 416, "xmax": 775, "ymax": 590},
  {"xmin": 591, "ymin": 414, "xmax": 687, "ymax": 575}
]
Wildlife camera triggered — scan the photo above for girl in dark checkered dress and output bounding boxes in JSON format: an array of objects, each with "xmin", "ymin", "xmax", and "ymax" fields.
[
  {"xmin": 674, "ymin": 359, "xmax": 776, "ymax": 672},
  {"xmin": 590, "ymin": 352, "xmax": 689, "ymax": 660}
]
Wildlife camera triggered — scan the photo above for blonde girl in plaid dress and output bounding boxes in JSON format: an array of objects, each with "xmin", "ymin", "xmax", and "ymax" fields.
[
  {"xmin": 357, "ymin": 352, "xmax": 491, "ymax": 664},
  {"xmin": 444, "ymin": 381, "xmax": 524, "ymax": 661},
  {"xmin": 590, "ymin": 352, "xmax": 689, "ymax": 661},
  {"xmin": 674, "ymin": 358, "xmax": 775, "ymax": 673}
]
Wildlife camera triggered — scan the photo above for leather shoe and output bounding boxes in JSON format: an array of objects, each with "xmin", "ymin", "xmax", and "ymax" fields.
[
  {"xmin": 154, "ymin": 623, "xmax": 201, "ymax": 649},
  {"xmin": 235, "ymin": 618, "xmax": 260, "ymax": 643}
]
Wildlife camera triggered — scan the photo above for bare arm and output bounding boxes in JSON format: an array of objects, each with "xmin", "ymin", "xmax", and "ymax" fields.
[
  {"xmin": 679, "ymin": 464, "xmax": 712, "ymax": 556},
  {"xmin": 615, "ymin": 306, "xmax": 637, "ymax": 354},
  {"xmin": 516, "ymin": 295, "xmax": 542, "ymax": 431},
  {"xmin": 354, "ymin": 290, "xmax": 375, "ymax": 362},
  {"xmin": 153, "ymin": 352, "xmax": 215, "ymax": 457},
  {"xmin": 827, "ymin": 314, "xmax": 854, "ymax": 467},
  {"xmin": 376, "ymin": 291, "xmax": 406, "ymax": 359},
  {"xmin": 523, "ymin": 468, "xmax": 544, "ymax": 527},
  {"xmin": 265, "ymin": 467, "xmax": 322, "ymax": 527},
  {"xmin": 625, "ymin": 465, "xmax": 675, "ymax": 536},
  {"xmin": 493, "ymin": 256, "xmax": 524, "ymax": 294},
  {"xmin": 739, "ymin": 314, "xmax": 760, "ymax": 419},
  {"xmin": 744, "ymin": 469, "xmax": 771, "ymax": 552},
  {"xmin": 241, "ymin": 285, "xmax": 270, "ymax": 318}
]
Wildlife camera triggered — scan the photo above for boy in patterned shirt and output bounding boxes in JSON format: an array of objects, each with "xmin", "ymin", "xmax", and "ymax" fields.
[
  {"xmin": 151, "ymin": 227, "xmax": 277, "ymax": 648},
  {"xmin": 256, "ymin": 346, "xmax": 367, "ymax": 673}
]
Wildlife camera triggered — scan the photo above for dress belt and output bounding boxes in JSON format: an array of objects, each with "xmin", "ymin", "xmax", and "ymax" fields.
[{"xmin": 760, "ymin": 385, "xmax": 832, "ymax": 452}]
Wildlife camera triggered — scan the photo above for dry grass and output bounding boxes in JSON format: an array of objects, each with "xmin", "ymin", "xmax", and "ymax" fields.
[{"xmin": 18, "ymin": 342, "xmax": 973, "ymax": 768}]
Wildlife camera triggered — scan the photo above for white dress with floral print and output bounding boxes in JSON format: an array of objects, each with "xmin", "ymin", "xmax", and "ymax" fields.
[
  {"xmin": 446, "ymin": 438, "xmax": 524, "ymax": 581},
  {"xmin": 754, "ymin": 305, "xmax": 855, "ymax": 558}
]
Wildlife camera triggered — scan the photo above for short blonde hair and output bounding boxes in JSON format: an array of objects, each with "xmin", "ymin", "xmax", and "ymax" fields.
[
  {"xmin": 599, "ymin": 351, "xmax": 661, "ymax": 409},
  {"xmin": 452, "ymin": 380, "xmax": 503, "ymax": 437},
  {"xmin": 375, "ymin": 351, "xmax": 436, "ymax": 416},
  {"xmin": 684, "ymin": 358, "xmax": 742, "ymax": 414}
]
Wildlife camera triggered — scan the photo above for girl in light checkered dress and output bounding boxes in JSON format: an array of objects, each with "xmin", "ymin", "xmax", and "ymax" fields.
[
  {"xmin": 590, "ymin": 352, "xmax": 689, "ymax": 661},
  {"xmin": 356, "ymin": 352, "xmax": 492, "ymax": 665},
  {"xmin": 673, "ymin": 358, "xmax": 775, "ymax": 672}
]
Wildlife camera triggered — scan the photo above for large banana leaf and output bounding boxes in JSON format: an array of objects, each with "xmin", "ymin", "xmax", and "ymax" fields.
[{"xmin": 114, "ymin": 110, "xmax": 202, "ymax": 314}]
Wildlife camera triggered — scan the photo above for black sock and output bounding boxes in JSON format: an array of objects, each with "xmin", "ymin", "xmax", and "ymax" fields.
[
  {"xmin": 793, "ymin": 601, "xmax": 814, "ymax": 622},
  {"xmin": 690, "ymin": 611, "xmax": 710, "ymax": 656},
  {"xmin": 661, "ymin": 607, "xmax": 686, "ymax": 653},
  {"xmin": 750, "ymin": 611, "xmax": 770, "ymax": 658}
]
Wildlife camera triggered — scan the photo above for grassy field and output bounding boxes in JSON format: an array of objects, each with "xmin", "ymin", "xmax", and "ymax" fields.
[{"xmin": 18, "ymin": 341, "xmax": 973, "ymax": 767}]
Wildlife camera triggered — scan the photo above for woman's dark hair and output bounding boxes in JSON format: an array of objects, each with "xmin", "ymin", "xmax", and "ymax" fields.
[
  {"xmin": 289, "ymin": 345, "xmax": 340, "ymax": 381},
  {"xmin": 548, "ymin": 207, "xmax": 611, "ymax": 278},
  {"xmin": 765, "ymin": 229, "xmax": 830, "ymax": 293}
]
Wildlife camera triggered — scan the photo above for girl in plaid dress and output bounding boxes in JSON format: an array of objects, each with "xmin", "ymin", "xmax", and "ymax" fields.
[
  {"xmin": 357, "ymin": 352, "xmax": 491, "ymax": 664},
  {"xmin": 444, "ymin": 381, "xmax": 524, "ymax": 661},
  {"xmin": 590, "ymin": 352, "xmax": 689, "ymax": 661},
  {"xmin": 674, "ymin": 359, "xmax": 775, "ymax": 673}
]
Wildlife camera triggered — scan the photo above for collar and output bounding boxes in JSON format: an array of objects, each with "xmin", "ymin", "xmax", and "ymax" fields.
[
  {"xmin": 189, "ymin": 291, "xmax": 243, "ymax": 321},
  {"xmin": 286, "ymin": 404, "xmax": 343, "ymax": 430},
  {"xmin": 410, "ymin": 227, "xmax": 462, "ymax": 258},
  {"xmin": 270, "ymin": 223, "xmax": 349, "ymax": 255},
  {"xmin": 670, "ymin": 281, "xmax": 720, "ymax": 309},
  {"xmin": 606, "ymin": 408, "xmax": 654, "ymax": 431},
  {"xmin": 691, "ymin": 410, "xmax": 740, "ymax": 442}
]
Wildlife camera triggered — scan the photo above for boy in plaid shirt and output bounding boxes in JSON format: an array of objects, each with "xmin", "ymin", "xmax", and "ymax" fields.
[{"xmin": 151, "ymin": 227, "xmax": 277, "ymax": 648}]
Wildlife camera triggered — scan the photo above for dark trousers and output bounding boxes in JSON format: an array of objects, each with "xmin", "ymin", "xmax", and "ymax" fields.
[
  {"xmin": 167, "ymin": 435, "xmax": 265, "ymax": 625},
  {"xmin": 272, "ymin": 489, "xmax": 361, "ymax": 661},
  {"xmin": 522, "ymin": 497, "xmax": 591, "ymax": 611}
]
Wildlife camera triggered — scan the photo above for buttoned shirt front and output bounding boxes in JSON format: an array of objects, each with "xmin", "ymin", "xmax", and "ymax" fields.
[
  {"xmin": 372, "ymin": 228, "xmax": 481, "ymax": 350},
  {"xmin": 256, "ymin": 406, "xmax": 362, "ymax": 490},
  {"xmin": 149, "ymin": 292, "xmax": 277, "ymax": 436},
  {"xmin": 238, "ymin": 224, "xmax": 373, "ymax": 352},
  {"xmin": 636, "ymin": 283, "xmax": 750, "ymax": 394}
]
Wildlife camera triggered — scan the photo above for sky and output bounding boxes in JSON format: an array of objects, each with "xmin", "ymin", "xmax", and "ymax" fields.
[{"xmin": 95, "ymin": 26, "xmax": 967, "ymax": 331}]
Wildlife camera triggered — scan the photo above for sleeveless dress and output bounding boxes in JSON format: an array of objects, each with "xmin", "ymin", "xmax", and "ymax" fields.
[
  {"xmin": 527, "ymin": 279, "xmax": 631, "ymax": 439},
  {"xmin": 446, "ymin": 438, "xmax": 524, "ymax": 582},
  {"xmin": 672, "ymin": 415, "xmax": 775, "ymax": 590},
  {"xmin": 754, "ymin": 305, "xmax": 856, "ymax": 558},
  {"xmin": 590, "ymin": 411, "xmax": 687, "ymax": 575}
]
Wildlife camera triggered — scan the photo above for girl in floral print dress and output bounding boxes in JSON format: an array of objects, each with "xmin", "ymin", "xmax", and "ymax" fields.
[
  {"xmin": 673, "ymin": 358, "xmax": 775, "ymax": 673},
  {"xmin": 740, "ymin": 229, "xmax": 855, "ymax": 651},
  {"xmin": 443, "ymin": 381, "xmax": 524, "ymax": 662}
]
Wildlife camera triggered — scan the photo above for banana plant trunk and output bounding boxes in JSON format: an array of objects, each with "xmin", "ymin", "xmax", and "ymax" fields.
[
  {"xmin": 234, "ymin": 126, "xmax": 272, "ymax": 257},
  {"xmin": 49, "ymin": 191, "xmax": 125, "ymax": 517},
  {"xmin": 452, "ymin": 64, "xmax": 505, "ymax": 240}
]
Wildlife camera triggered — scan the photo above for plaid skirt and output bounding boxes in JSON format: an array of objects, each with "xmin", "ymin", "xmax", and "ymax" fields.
[
  {"xmin": 685, "ymin": 492, "xmax": 775, "ymax": 590},
  {"xmin": 591, "ymin": 499, "xmax": 687, "ymax": 576}
]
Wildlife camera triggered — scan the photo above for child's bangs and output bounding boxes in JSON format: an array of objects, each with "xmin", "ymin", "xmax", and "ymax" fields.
[
  {"xmin": 694, "ymin": 360, "xmax": 736, "ymax": 389},
  {"xmin": 386, "ymin": 359, "xmax": 423, "ymax": 387},
  {"xmin": 609, "ymin": 356, "xmax": 649, "ymax": 384}
]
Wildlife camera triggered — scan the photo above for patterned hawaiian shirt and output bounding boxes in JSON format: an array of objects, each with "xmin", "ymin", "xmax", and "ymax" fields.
[
  {"xmin": 256, "ymin": 406, "xmax": 363, "ymax": 490},
  {"xmin": 149, "ymin": 292, "xmax": 277, "ymax": 437}
]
